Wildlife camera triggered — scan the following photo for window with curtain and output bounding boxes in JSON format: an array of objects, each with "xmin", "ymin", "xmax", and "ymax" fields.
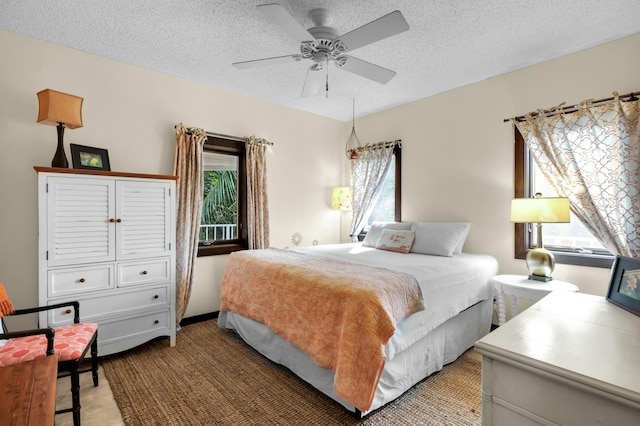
[
  {"xmin": 513, "ymin": 92, "xmax": 640, "ymax": 267},
  {"xmin": 198, "ymin": 136, "xmax": 247, "ymax": 256},
  {"xmin": 514, "ymin": 128, "xmax": 613, "ymax": 267},
  {"xmin": 350, "ymin": 143, "xmax": 401, "ymax": 240},
  {"xmin": 366, "ymin": 151, "xmax": 398, "ymax": 225}
]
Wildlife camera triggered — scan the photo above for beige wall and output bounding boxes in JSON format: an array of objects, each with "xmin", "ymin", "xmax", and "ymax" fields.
[
  {"xmin": 357, "ymin": 33, "xmax": 640, "ymax": 298},
  {"xmin": 2, "ymin": 29, "xmax": 638, "ymax": 327},
  {"xmin": 0, "ymin": 30, "xmax": 347, "ymax": 325}
]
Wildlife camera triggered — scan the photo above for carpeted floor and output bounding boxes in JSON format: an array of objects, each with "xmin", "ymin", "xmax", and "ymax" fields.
[{"xmin": 101, "ymin": 320, "xmax": 481, "ymax": 425}]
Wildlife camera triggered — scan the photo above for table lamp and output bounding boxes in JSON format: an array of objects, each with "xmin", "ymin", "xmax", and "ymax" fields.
[
  {"xmin": 37, "ymin": 89, "xmax": 84, "ymax": 168},
  {"xmin": 331, "ymin": 187, "xmax": 352, "ymax": 211},
  {"xmin": 511, "ymin": 193, "xmax": 570, "ymax": 281},
  {"xmin": 331, "ymin": 187, "xmax": 352, "ymax": 242}
]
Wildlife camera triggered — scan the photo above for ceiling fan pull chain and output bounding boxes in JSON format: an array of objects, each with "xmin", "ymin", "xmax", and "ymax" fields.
[{"xmin": 325, "ymin": 58, "xmax": 329, "ymax": 98}]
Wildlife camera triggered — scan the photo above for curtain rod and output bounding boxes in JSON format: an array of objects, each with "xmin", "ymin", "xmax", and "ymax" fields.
[
  {"xmin": 352, "ymin": 139, "xmax": 401, "ymax": 152},
  {"xmin": 504, "ymin": 91, "xmax": 639, "ymax": 123},
  {"xmin": 208, "ymin": 131, "xmax": 274, "ymax": 146},
  {"xmin": 174, "ymin": 125, "xmax": 274, "ymax": 145}
]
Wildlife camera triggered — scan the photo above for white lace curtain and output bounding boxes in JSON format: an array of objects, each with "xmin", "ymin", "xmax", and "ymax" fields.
[
  {"xmin": 173, "ymin": 123, "xmax": 207, "ymax": 324},
  {"xmin": 513, "ymin": 93, "xmax": 640, "ymax": 257},
  {"xmin": 245, "ymin": 136, "xmax": 270, "ymax": 249},
  {"xmin": 349, "ymin": 141, "xmax": 399, "ymax": 241}
]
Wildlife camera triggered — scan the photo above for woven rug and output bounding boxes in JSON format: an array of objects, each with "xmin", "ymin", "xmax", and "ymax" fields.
[{"xmin": 101, "ymin": 320, "xmax": 481, "ymax": 425}]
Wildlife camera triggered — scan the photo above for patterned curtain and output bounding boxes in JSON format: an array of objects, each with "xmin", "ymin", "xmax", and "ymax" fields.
[
  {"xmin": 349, "ymin": 141, "xmax": 399, "ymax": 241},
  {"xmin": 246, "ymin": 136, "xmax": 270, "ymax": 249},
  {"xmin": 514, "ymin": 93, "xmax": 640, "ymax": 257},
  {"xmin": 173, "ymin": 123, "xmax": 207, "ymax": 324}
]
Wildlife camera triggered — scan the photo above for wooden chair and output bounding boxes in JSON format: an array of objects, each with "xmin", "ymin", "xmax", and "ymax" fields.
[{"xmin": 0, "ymin": 281, "xmax": 98, "ymax": 426}]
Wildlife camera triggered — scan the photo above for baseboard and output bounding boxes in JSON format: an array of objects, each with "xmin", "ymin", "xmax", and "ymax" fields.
[{"xmin": 179, "ymin": 311, "xmax": 219, "ymax": 327}]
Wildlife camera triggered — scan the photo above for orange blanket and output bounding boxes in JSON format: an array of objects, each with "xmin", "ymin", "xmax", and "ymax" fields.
[{"xmin": 220, "ymin": 248, "xmax": 424, "ymax": 411}]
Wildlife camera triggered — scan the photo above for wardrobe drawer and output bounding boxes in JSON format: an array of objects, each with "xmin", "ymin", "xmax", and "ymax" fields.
[
  {"xmin": 48, "ymin": 286, "xmax": 168, "ymax": 325},
  {"xmin": 118, "ymin": 258, "xmax": 171, "ymax": 287},
  {"xmin": 99, "ymin": 310, "xmax": 170, "ymax": 343},
  {"xmin": 48, "ymin": 264, "xmax": 114, "ymax": 297}
]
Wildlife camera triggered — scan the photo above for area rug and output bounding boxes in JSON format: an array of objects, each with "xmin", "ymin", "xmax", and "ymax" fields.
[{"xmin": 101, "ymin": 320, "xmax": 481, "ymax": 425}]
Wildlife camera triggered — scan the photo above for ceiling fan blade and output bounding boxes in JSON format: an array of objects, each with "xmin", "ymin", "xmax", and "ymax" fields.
[
  {"xmin": 233, "ymin": 54, "xmax": 301, "ymax": 70},
  {"xmin": 257, "ymin": 3, "xmax": 315, "ymax": 42},
  {"xmin": 337, "ymin": 55, "xmax": 396, "ymax": 84},
  {"xmin": 301, "ymin": 66, "xmax": 324, "ymax": 97},
  {"xmin": 335, "ymin": 10, "xmax": 409, "ymax": 52}
]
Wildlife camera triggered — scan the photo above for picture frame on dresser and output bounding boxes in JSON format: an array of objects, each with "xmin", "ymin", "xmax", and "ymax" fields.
[
  {"xmin": 70, "ymin": 143, "xmax": 111, "ymax": 171},
  {"xmin": 606, "ymin": 255, "xmax": 640, "ymax": 317}
]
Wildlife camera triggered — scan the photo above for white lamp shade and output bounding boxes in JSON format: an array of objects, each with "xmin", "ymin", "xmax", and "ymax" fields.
[
  {"xmin": 511, "ymin": 197, "xmax": 570, "ymax": 223},
  {"xmin": 331, "ymin": 187, "xmax": 352, "ymax": 211}
]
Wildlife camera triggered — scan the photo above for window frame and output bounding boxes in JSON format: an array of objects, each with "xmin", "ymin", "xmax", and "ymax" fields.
[
  {"xmin": 514, "ymin": 127, "xmax": 614, "ymax": 268},
  {"xmin": 197, "ymin": 136, "xmax": 248, "ymax": 257},
  {"xmin": 393, "ymin": 144, "xmax": 402, "ymax": 221}
]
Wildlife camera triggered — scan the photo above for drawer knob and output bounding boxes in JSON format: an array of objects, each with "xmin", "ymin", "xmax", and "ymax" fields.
[
  {"xmin": 79, "ymin": 278, "xmax": 86, "ymax": 283},
  {"xmin": 64, "ymin": 309, "xmax": 72, "ymax": 314},
  {"xmin": 116, "ymin": 218, "xmax": 122, "ymax": 223},
  {"xmin": 141, "ymin": 270, "xmax": 148, "ymax": 275},
  {"xmin": 109, "ymin": 218, "xmax": 115, "ymax": 223},
  {"xmin": 153, "ymin": 295, "xmax": 159, "ymax": 299},
  {"xmin": 154, "ymin": 320, "xmax": 159, "ymax": 325}
]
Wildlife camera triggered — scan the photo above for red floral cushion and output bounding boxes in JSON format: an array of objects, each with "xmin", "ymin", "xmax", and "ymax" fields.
[{"xmin": 0, "ymin": 322, "xmax": 97, "ymax": 367}]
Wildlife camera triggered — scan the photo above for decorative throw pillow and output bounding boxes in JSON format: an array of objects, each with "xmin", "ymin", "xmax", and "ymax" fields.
[
  {"xmin": 375, "ymin": 229, "xmax": 415, "ymax": 253},
  {"xmin": 410, "ymin": 222, "xmax": 470, "ymax": 257},
  {"xmin": 362, "ymin": 222, "xmax": 413, "ymax": 247}
]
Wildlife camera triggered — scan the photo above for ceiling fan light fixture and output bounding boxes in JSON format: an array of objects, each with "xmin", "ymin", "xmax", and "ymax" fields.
[{"xmin": 234, "ymin": 5, "xmax": 409, "ymax": 96}]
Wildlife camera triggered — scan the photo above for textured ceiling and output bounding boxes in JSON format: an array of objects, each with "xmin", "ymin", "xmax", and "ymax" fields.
[{"xmin": 2, "ymin": 0, "xmax": 640, "ymax": 122}]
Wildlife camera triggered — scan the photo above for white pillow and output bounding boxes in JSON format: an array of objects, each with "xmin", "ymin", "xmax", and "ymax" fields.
[
  {"xmin": 362, "ymin": 222, "xmax": 413, "ymax": 247},
  {"xmin": 410, "ymin": 222, "xmax": 471, "ymax": 257},
  {"xmin": 453, "ymin": 222, "xmax": 471, "ymax": 253},
  {"xmin": 375, "ymin": 229, "xmax": 415, "ymax": 254}
]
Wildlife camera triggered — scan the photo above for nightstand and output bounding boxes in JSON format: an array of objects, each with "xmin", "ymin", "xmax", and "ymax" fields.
[{"xmin": 492, "ymin": 274, "xmax": 579, "ymax": 325}]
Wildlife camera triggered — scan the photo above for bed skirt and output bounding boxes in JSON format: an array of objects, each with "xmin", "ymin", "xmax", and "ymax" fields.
[{"xmin": 218, "ymin": 298, "xmax": 492, "ymax": 416}]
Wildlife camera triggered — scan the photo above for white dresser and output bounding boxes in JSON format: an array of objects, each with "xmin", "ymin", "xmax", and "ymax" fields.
[
  {"xmin": 36, "ymin": 167, "xmax": 177, "ymax": 356},
  {"xmin": 475, "ymin": 291, "xmax": 640, "ymax": 425}
]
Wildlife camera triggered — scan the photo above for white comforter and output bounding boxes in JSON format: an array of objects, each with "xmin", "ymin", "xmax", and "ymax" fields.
[{"xmin": 292, "ymin": 243, "xmax": 498, "ymax": 360}]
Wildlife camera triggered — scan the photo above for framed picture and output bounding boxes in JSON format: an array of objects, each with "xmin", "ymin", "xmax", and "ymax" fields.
[
  {"xmin": 606, "ymin": 255, "xmax": 640, "ymax": 317},
  {"xmin": 70, "ymin": 144, "xmax": 111, "ymax": 171}
]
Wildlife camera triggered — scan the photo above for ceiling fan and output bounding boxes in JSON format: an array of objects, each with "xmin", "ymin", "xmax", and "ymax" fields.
[{"xmin": 232, "ymin": 3, "xmax": 410, "ymax": 97}]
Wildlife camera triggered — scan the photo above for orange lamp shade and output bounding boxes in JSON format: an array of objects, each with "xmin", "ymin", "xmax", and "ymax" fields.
[{"xmin": 37, "ymin": 89, "xmax": 83, "ymax": 129}]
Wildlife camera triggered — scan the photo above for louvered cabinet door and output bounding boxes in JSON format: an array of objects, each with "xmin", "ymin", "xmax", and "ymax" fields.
[
  {"xmin": 45, "ymin": 177, "xmax": 116, "ymax": 267},
  {"xmin": 115, "ymin": 180, "xmax": 172, "ymax": 261}
]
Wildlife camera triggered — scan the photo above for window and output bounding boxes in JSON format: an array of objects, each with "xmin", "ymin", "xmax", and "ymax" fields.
[
  {"xmin": 198, "ymin": 136, "xmax": 247, "ymax": 256},
  {"xmin": 356, "ymin": 145, "xmax": 401, "ymax": 240},
  {"xmin": 514, "ymin": 128, "xmax": 613, "ymax": 268},
  {"xmin": 366, "ymin": 145, "xmax": 401, "ymax": 225}
]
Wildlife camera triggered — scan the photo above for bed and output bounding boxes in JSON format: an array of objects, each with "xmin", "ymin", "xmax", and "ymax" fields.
[{"xmin": 218, "ymin": 222, "xmax": 498, "ymax": 416}]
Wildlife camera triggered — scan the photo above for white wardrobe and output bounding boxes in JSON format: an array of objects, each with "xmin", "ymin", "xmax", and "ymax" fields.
[{"xmin": 36, "ymin": 167, "xmax": 176, "ymax": 356}]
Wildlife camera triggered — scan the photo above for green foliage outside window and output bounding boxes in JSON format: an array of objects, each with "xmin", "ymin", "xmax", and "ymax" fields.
[{"xmin": 201, "ymin": 170, "xmax": 237, "ymax": 240}]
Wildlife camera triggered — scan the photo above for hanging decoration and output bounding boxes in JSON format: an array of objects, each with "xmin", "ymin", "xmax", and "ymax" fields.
[{"xmin": 345, "ymin": 98, "xmax": 362, "ymax": 159}]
